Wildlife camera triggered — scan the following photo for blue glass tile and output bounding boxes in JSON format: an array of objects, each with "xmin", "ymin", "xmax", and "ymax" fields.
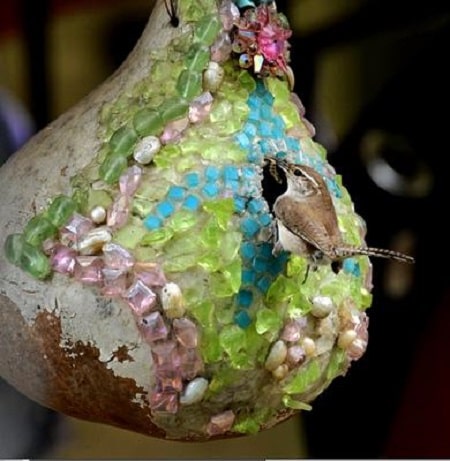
[
  {"xmin": 262, "ymin": 90, "xmax": 274, "ymax": 105},
  {"xmin": 242, "ymin": 269, "xmax": 256, "ymax": 284},
  {"xmin": 202, "ymin": 183, "xmax": 219, "ymax": 198},
  {"xmin": 242, "ymin": 166, "xmax": 256, "ymax": 179},
  {"xmin": 258, "ymin": 139, "xmax": 271, "ymax": 154},
  {"xmin": 259, "ymin": 121, "xmax": 273, "ymax": 137},
  {"xmin": 155, "ymin": 201, "xmax": 175, "ymax": 218},
  {"xmin": 260, "ymin": 103, "xmax": 272, "ymax": 120},
  {"xmin": 286, "ymin": 137, "xmax": 300, "ymax": 151},
  {"xmin": 248, "ymin": 110, "xmax": 260, "ymax": 122},
  {"xmin": 167, "ymin": 185, "xmax": 185, "ymax": 201},
  {"xmin": 271, "ymin": 124, "xmax": 284, "ymax": 139},
  {"xmin": 233, "ymin": 196, "xmax": 247, "ymax": 213},
  {"xmin": 235, "ymin": 132, "xmax": 251, "ymax": 150},
  {"xmin": 248, "ymin": 95, "xmax": 260, "ymax": 110},
  {"xmin": 244, "ymin": 122, "xmax": 257, "ymax": 138},
  {"xmin": 256, "ymin": 275, "xmax": 272, "ymax": 293},
  {"xmin": 343, "ymin": 258, "xmax": 361, "ymax": 277},
  {"xmin": 247, "ymin": 198, "xmax": 264, "ymax": 214},
  {"xmin": 259, "ymin": 242, "xmax": 273, "ymax": 259},
  {"xmin": 274, "ymin": 115, "xmax": 285, "ymax": 131},
  {"xmin": 144, "ymin": 215, "xmax": 162, "ymax": 230},
  {"xmin": 185, "ymin": 172, "xmax": 200, "ymax": 188},
  {"xmin": 326, "ymin": 178, "xmax": 342, "ymax": 198},
  {"xmin": 268, "ymin": 259, "xmax": 285, "ymax": 276},
  {"xmin": 247, "ymin": 150, "xmax": 262, "ymax": 163},
  {"xmin": 223, "ymin": 165, "xmax": 240, "ymax": 181},
  {"xmin": 234, "ymin": 310, "xmax": 252, "ymax": 329},
  {"xmin": 224, "ymin": 179, "xmax": 240, "ymax": 192},
  {"xmin": 240, "ymin": 217, "xmax": 260, "ymax": 238},
  {"xmin": 205, "ymin": 165, "xmax": 220, "ymax": 182},
  {"xmin": 240, "ymin": 241, "xmax": 257, "ymax": 259},
  {"xmin": 275, "ymin": 151, "xmax": 287, "ymax": 159},
  {"xmin": 237, "ymin": 289, "xmax": 253, "ymax": 308},
  {"xmin": 259, "ymin": 213, "xmax": 272, "ymax": 227},
  {"xmin": 254, "ymin": 257, "xmax": 272, "ymax": 272},
  {"xmin": 183, "ymin": 195, "xmax": 201, "ymax": 211}
]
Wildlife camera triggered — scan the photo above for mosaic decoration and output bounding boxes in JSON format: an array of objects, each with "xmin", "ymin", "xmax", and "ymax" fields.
[{"xmin": 4, "ymin": 0, "xmax": 375, "ymax": 439}]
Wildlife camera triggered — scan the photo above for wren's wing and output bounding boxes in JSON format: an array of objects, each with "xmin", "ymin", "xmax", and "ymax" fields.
[{"xmin": 273, "ymin": 194, "xmax": 337, "ymax": 259}]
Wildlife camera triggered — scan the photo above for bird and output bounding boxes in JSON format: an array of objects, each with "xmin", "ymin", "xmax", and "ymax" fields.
[{"xmin": 264, "ymin": 156, "xmax": 415, "ymax": 266}]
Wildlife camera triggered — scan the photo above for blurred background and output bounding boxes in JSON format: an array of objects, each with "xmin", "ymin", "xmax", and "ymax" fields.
[{"xmin": 0, "ymin": 0, "xmax": 449, "ymax": 457}]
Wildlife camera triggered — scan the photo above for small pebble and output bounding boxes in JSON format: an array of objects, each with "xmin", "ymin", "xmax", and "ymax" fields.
[
  {"xmin": 272, "ymin": 364, "xmax": 289, "ymax": 380},
  {"xmin": 133, "ymin": 136, "xmax": 161, "ymax": 165},
  {"xmin": 180, "ymin": 377, "xmax": 209, "ymax": 405},
  {"xmin": 203, "ymin": 61, "xmax": 224, "ymax": 93},
  {"xmin": 301, "ymin": 337, "xmax": 316, "ymax": 357},
  {"xmin": 338, "ymin": 329, "xmax": 358, "ymax": 349},
  {"xmin": 265, "ymin": 340, "xmax": 287, "ymax": 372},
  {"xmin": 311, "ymin": 296, "xmax": 334, "ymax": 318},
  {"xmin": 161, "ymin": 282, "xmax": 186, "ymax": 318},
  {"xmin": 76, "ymin": 226, "xmax": 112, "ymax": 255}
]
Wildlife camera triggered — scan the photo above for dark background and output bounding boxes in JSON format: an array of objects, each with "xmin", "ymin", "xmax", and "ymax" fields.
[{"xmin": 1, "ymin": 0, "xmax": 450, "ymax": 457}]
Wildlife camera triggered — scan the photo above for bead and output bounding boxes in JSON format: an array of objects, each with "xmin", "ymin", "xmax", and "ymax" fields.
[
  {"xmin": 180, "ymin": 377, "xmax": 209, "ymax": 405},
  {"xmin": 173, "ymin": 317, "xmax": 198, "ymax": 348},
  {"xmin": 99, "ymin": 153, "xmax": 128, "ymax": 184},
  {"xmin": 20, "ymin": 242, "xmax": 51, "ymax": 279},
  {"xmin": 101, "ymin": 268, "xmax": 128, "ymax": 297},
  {"xmin": 109, "ymin": 125, "xmax": 138, "ymax": 156},
  {"xmin": 265, "ymin": 339, "xmax": 287, "ymax": 371},
  {"xmin": 73, "ymin": 256, "xmax": 104, "ymax": 285},
  {"xmin": 23, "ymin": 215, "xmax": 57, "ymax": 247},
  {"xmin": 102, "ymin": 242, "xmax": 135, "ymax": 269},
  {"xmin": 311, "ymin": 295, "xmax": 334, "ymax": 318},
  {"xmin": 149, "ymin": 391, "xmax": 178, "ymax": 414},
  {"xmin": 50, "ymin": 244, "xmax": 77, "ymax": 274},
  {"xmin": 301, "ymin": 337, "xmax": 316, "ymax": 357},
  {"xmin": 47, "ymin": 195, "xmax": 77, "ymax": 227},
  {"xmin": 133, "ymin": 136, "xmax": 161, "ymax": 165},
  {"xmin": 138, "ymin": 311, "xmax": 169, "ymax": 342},
  {"xmin": 194, "ymin": 14, "xmax": 220, "ymax": 46},
  {"xmin": 159, "ymin": 98, "xmax": 189, "ymax": 123},
  {"xmin": 133, "ymin": 108, "xmax": 164, "ymax": 137},
  {"xmin": 338, "ymin": 330, "xmax": 358, "ymax": 349},
  {"xmin": 90, "ymin": 205, "xmax": 106, "ymax": 224},
  {"xmin": 272, "ymin": 363, "xmax": 289, "ymax": 380},
  {"xmin": 185, "ymin": 44, "xmax": 210, "ymax": 73},
  {"xmin": 119, "ymin": 165, "xmax": 142, "ymax": 197},
  {"xmin": 4, "ymin": 233, "xmax": 24, "ymax": 266},
  {"xmin": 124, "ymin": 279, "xmax": 157, "ymax": 316}
]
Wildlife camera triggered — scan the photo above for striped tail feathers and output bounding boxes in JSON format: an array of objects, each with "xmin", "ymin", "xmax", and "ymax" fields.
[{"xmin": 336, "ymin": 246, "xmax": 415, "ymax": 264}]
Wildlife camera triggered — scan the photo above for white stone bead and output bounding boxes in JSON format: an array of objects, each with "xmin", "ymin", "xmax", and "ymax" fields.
[
  {"xmin": 338, "ymin": 330, "xmax": 358, "ymax": 349},
  {"xmin": 265, "ymin": 340, "xmax": 287, "ymax": 372},
  {"xmin": 301, "ymin": 337, "xmax": 316, "ymax": 357},
  {"xmin": 180, "ymin": 377, "xmax": 209, "ymax": 405},
  {"xmin": 272, "ymin": 364, "xmax": 289, "ymax": 380},
  {"xmin": 161, "ymin": 282, "xmax": 186, "ymax": 318},
  {"xmin": 311, "ymin": 295, "xmax": 334, "ymax": 318},
  {"xmin": 203, "ymin": 62, "xmax": 224, "ymax": 93},
  {"xmin": 133, "ymin": 136, "xmax": 161, "ymax": 165},
  {"xmin": 90, "ymin": 205, "xmax": 107, "ymax": 224}
]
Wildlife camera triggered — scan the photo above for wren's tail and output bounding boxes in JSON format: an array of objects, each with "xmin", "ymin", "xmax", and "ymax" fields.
[{"xmin": 337, "ymin": 246, "xmax": 415, "ymax": 264}]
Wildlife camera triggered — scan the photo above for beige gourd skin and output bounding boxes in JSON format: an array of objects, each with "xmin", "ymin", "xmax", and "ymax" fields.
[{"xmin": 0, "ymin": 1, "xmax": 184, "ymax": 438}]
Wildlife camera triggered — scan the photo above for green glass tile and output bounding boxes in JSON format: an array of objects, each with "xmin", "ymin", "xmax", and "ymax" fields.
[
  {"xmin": 160, "ymin": 97, "xmax": 189, "ymax": 123},
  {"xmin": 283, "ymin": 360, "xmax": 322, "ymax": 395},
  {"xmin": 185, "ymin": 44, "xmax": 210, "ymax": 72},
  {"xmin": 255, "ymin": 308, "xmax": 282, "ymax": 335}
]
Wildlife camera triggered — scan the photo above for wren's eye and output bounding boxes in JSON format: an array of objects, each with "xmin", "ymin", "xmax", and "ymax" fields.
[{"xmin": 293, "ymin": 169, "xmax": 302, "ymax": 177}]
